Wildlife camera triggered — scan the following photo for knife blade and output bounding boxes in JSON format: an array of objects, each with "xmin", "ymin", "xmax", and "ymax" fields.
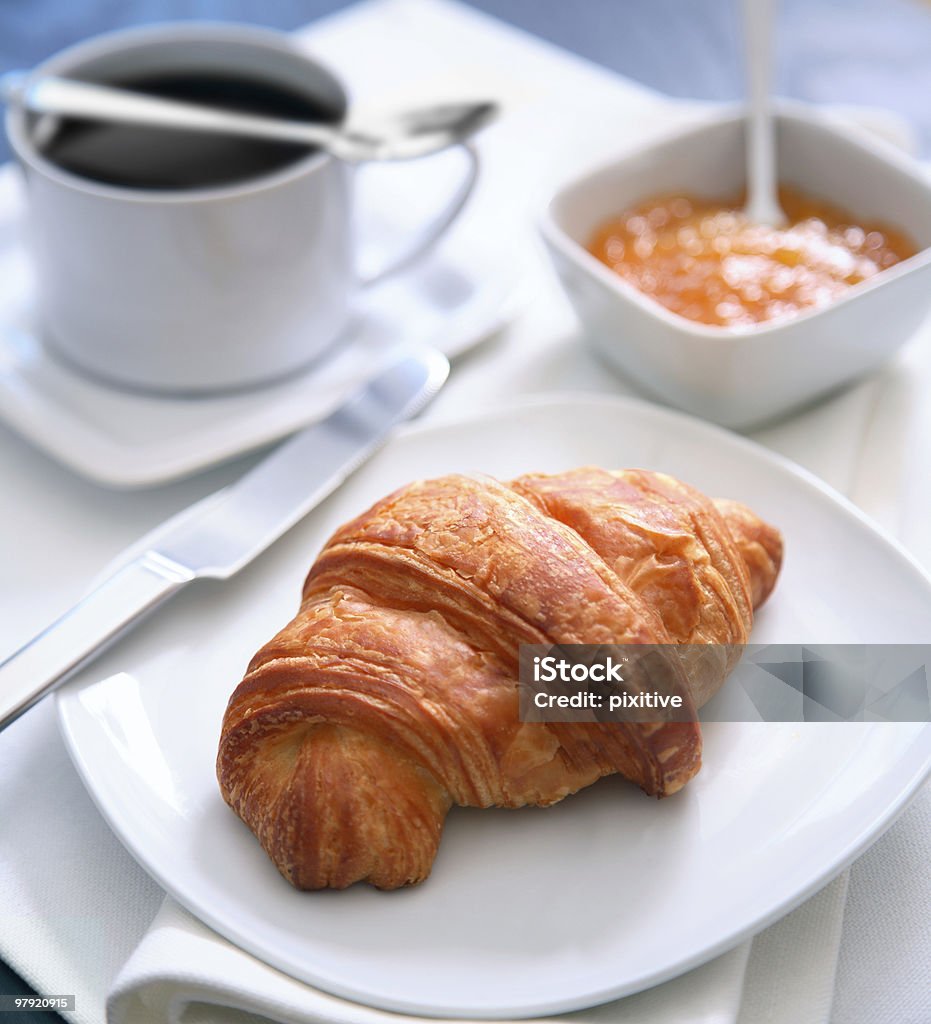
[{"xmin": 0, "ymin": 347, "xmax": 449, "ymax": 730}]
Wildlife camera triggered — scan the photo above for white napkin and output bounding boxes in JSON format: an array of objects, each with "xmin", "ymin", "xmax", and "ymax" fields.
[
  {"xmin": 107, "ymin": 879, "xmax": 849, "ymax": 1024},
  {"xmin": 831, "ymin": 785, "xmax": 931, "ymax": 1024}
]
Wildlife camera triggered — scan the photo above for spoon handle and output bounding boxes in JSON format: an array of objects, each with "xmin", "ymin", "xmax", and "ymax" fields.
[
  {"xmin": 5, "ymin": 73, "xmax": 334, "ymax": 148},
  {"xmin": 742, "ymin": 0, "xmax": 784, "ymax": 225}
]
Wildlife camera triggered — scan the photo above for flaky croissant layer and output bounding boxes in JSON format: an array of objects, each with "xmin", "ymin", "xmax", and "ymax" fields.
[{"xmin": 217, "ymin": 468, "xmax": 782, "ymax": 890}]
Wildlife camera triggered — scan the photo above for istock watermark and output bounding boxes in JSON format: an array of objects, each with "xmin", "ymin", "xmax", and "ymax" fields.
[{"xmin": 518, "ymin": 644, "xmax": 931, "ymax": 723}]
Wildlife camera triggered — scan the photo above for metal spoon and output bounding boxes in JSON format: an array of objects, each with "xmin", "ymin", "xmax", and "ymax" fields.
[
  {"xmin": 0, "ymin": 71, "xmax": 498, "ymax": 163},
  {"xmin": 741, "ymin": 0, "xmax": 787, "ymax": 226}
]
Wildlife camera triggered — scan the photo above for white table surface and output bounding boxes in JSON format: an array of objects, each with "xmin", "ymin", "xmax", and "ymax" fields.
[{"xmin": 0, "ymin": 1, "xmax": 929, "ymax": 1022}]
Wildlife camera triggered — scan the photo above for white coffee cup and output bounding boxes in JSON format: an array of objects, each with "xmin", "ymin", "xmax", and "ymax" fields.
[{"xmin": 6, "ymin": 23, "xmax": 478, "ymax": 394}]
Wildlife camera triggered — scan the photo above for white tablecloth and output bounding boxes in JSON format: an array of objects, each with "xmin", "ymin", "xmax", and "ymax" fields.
[{"xmin": 0, "ymin": 1, "xmax": 929, "ymax": 1022}]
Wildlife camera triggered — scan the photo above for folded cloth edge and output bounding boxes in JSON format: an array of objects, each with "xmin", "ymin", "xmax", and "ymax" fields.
[{"xmin": 105, "ymin": 874, "xmax": 848, "ymax": 1024}]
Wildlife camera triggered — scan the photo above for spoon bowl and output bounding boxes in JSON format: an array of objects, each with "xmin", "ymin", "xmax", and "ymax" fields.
[{"xmin": 329, "ymin": 101, "xmax": 499, "ymax": 161}]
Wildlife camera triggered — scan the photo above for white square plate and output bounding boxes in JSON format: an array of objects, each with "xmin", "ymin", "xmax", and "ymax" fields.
[{"xmin": 57, "ymin": 395, "xmax": 931, "ymax": 1018}]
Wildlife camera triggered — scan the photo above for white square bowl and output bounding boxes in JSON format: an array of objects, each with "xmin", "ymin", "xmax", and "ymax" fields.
[{"xmin": 539, "ymin": 104, "xmax": 931, "ymax": 429}]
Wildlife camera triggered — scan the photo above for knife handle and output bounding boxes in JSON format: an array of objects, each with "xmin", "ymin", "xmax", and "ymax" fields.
[{"xmin": 0, "ymin": 552, "xmax": 193, "ymax": 731}]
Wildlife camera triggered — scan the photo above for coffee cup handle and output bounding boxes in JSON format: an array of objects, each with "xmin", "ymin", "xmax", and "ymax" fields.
[{"xmin": 357, "ymin": 142, "xmax": 479, "ymax": 289}]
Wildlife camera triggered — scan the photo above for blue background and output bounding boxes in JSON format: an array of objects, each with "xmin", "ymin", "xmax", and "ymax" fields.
[{"xmin": 5, "ymin": 0, "xmax": 931, "ymax": 156}]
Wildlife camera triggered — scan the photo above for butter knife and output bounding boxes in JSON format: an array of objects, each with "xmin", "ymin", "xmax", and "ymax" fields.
[{"xmin": 0, "ymin": 348, "xmax": 449, "ymax": 730}]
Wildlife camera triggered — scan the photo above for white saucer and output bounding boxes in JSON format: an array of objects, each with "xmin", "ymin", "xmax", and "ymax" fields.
[{"xmin": 0, "ymin": 167, "xmax": 520, "ymax": 488}]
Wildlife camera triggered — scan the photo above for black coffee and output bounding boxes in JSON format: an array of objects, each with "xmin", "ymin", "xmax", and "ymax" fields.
[{"xmin": 39, "ymin": 72, "xmax": 340, "ymax": 190}]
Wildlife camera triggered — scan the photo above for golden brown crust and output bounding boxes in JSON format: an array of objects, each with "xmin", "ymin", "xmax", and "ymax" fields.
[
  {"xmin": 712, "ymin": 498, "xmax": 783, "ymax": 610},
  {"xmin": 217, "ymin": 469, "xmax": 782, "ymax": 890}
]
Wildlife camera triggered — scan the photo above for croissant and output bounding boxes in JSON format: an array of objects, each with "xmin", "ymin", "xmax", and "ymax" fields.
[{"xmin": 217, "ymin": 468, "xmax": 782, "ymax": 890}]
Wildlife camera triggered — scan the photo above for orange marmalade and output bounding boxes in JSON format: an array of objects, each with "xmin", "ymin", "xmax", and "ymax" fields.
[{"xmin": 587, "ymin": 187, "xmax": 916, "ymax": 327}]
